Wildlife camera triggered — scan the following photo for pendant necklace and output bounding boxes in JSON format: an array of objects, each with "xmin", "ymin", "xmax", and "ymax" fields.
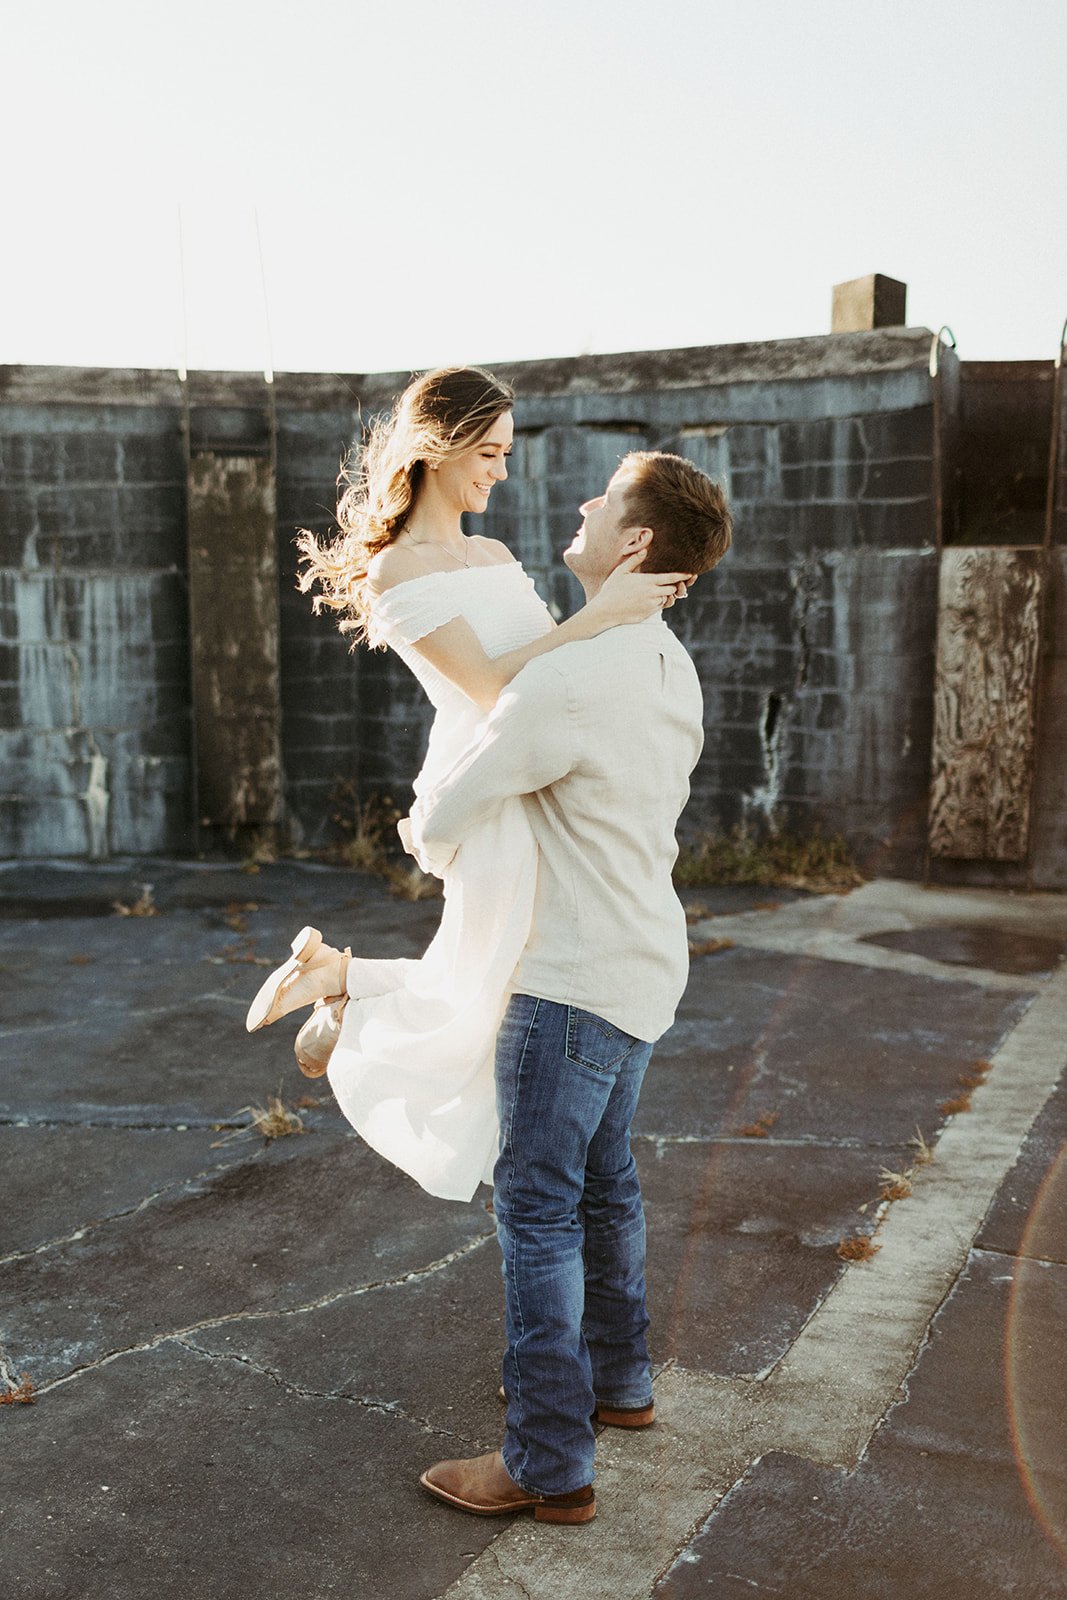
[{"xmin": 408, "ymin": 529, "xmax": 471, "ymax": 567}]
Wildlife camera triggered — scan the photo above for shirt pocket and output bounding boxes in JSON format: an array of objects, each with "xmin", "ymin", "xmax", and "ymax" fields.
[{"xmin": 565, "ymin": 1006, "xmax": 639, "ymax": 1074}]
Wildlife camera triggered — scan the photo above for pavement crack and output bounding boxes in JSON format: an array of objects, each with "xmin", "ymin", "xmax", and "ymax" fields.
[
  {"xmin": 974, "ymin": 1241, "xmax": 1067, "ymax": 1268},
  {"xmin": 0, "ymin": 1151, "xmax": 263, "ymax": 1266},
  {"xmin": 174, "ymin": 1337, "xmax": 485, "ymax": 1446},
  {"xmin": 0, "ymin": 1117, "xmax": 249, "ymax": 1131},
  {"xmin": 0, "ymin": 1341, "xmax": 26, "ymax": 1391},
  {"xmin": 490, "ymin": 1546, "xmax": 535, "ymax": 1600},
  {"xmin": 31, "ymin": 1230, "xmax": 496, "ymax": 1396}
]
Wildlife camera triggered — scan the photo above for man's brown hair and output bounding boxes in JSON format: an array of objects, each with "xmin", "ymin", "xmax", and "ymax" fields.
[{"xmin": 617, "ymin": 451, "xmax": 732, "ymax": 576}]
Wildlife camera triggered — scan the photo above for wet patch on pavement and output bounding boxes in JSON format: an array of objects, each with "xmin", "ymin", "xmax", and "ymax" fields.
[{"xmin": 859, "ymin": 923, "xmax": 1067, "ymax": 977}]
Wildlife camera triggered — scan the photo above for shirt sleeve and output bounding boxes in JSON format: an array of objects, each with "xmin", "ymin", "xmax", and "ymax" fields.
[{"xmin": 409, "ymin": 660, "xmax": 576, "ymax": 875}]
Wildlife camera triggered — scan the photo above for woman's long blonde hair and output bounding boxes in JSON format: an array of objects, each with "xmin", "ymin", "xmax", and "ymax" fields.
[{"xmin": 296, "ymin": 365, "xmax": 514, "ymax": 641}]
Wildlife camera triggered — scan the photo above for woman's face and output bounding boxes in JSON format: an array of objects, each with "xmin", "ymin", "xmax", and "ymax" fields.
[{"xmin": 433, "ymin": 410, "xmax": 513, "ymax": 515}]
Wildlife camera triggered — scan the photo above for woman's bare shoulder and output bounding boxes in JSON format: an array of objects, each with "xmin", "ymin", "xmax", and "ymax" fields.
[
  {"xmin": 469, "ymin": 536, "xmax": 520, "ymax": 566},
  {"xmin": 366, "ymin": 541, "xmax": 434, "ymax": 596}
]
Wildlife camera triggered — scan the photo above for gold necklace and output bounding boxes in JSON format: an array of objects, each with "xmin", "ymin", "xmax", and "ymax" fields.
[{"xmin": 406, "ymin": 530, "xmax": 471, "ymax": 567}]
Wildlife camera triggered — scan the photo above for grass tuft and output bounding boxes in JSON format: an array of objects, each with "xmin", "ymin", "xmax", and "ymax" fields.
[
  {"xmin": 879, "ymin": 1167, "xmax": 914, "ymax": 1202},
  {"xmin": 240, "ymin": 830, "xmax": 279, "ymax": 872},
  {"xmin": 0, "ymin": 1373, "xmax": 36, "ymax": 1405},
  {"xmin": 111, "ymin": 884, "xmax": 158, "ymax": 917},
  {"xmin": 384, "ymin": 863, "xmax": 444, "ymax": 902},
  {"xmin": 673, "ymin": 826, "xmax": 864, "ymax": 893},
  {"xmin": 223, "ymin": 901, "xmax": 258, "ymax": 934},
  {"xmin": 909, "ymin": 1126, "xmax": 935, "ymax": 1166},
  {"xmin": 330, "ymin": 783, "xmax": 442, "ymax": 901},
  {"xmin": 938, "ymin": 1090, "xmax": 973, "ymax": 1116},
  {"xmin": 688, "ymin": 936, "xmax": 735, "ymax": 957},
  {"xmin": 211, "ymin": 1090, "xmax": 307, "ymax": 1148},
  {"xmin": 837, "ymin": 1234, "xmax": 881, "ymax": 1262},
  {"xmin": 737, "ymin": 1109, "xmax": 779, "ymax": 1139}
]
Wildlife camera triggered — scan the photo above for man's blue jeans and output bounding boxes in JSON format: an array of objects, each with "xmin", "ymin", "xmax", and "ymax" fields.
[{"xmin": 494, "ymin": 993, "xmax": 655, "ymax": 1496}]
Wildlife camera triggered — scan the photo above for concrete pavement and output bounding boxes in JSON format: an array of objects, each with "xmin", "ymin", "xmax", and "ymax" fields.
[{"xmin": 1, "ymin": 861, "xmax": 1065, "ymax": 1598}]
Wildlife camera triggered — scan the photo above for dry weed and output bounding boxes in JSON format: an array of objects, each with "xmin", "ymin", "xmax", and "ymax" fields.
[
  {"xmin": 737, "ymin": 1109, "xmax": 779, "ymax": 1139},
  {"xmin": 688, "ymin": 936, "xmax": 735, "ymax": 957},
  {"xmin": 837, "ymin": 1234, "xmax": 881, "ymax": 1262},
  {"xmin": 204, "ymin": 937, "xmax": 271, "ymax": 968},
  {"xmin": 223, "ymin": 901, "xmax": 259, "ymax": 934},
  {"xmin": 69, "ymin": 954, "xmax": 94, "ymax": 966},
  {"xmin": 240, "ymin": 831, "xmax": 279, "ymax": 872},
  {"xmin": 938, "ymin": 1091, "xmax": 973, "ymax": 1116},
  {"xmin": 909, "ymin": 1126, "xmax": 934, "ymax": 1165},
  {"xmin": 386, "ymin": 863, "xmax": 442, "ymax": 902},
  {"xmin": 112, "ymin": 884, "xmax": 157, "ymax": 917},
  {"xmin": 957, "ymin": 1059, "xmax": 993, "ymax": 1090},
  {"xmin": 0, "ymin": 1373, "xmax": 36, "ymax": 1405},
  {"xmin": 331, "ymin": 786, "xmax": 397, "ymax": 874},
  {"xmin": 879, "ymin": 1167, "xmax": 914, "ymax": 1202},
  {"xmin": 211, "ymin": 1092, "xmax": 307, "ymax": 1148},
  {"xmin": 674, "ymin": 826, "xmax": 864, "ymax": 893}
]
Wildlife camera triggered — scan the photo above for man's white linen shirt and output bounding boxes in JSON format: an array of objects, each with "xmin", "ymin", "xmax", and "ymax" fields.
[{"xmin": 409, "ymin": 615, "xmax": 705, "ymax": 1043}]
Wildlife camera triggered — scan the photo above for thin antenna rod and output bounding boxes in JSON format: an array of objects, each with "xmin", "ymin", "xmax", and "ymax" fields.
[{"xmin": 254, "ymin": 205, "xmax": 275, "ymax": 385}]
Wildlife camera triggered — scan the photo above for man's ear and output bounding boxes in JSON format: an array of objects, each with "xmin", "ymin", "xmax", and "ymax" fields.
[{"xmin": 620, "ymin": 525, "xmax": 654, "ymax": 556}]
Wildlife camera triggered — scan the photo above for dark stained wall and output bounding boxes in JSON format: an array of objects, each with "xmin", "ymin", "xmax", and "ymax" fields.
[
  {"xmin": 0, "ymin": 331, "xmax": 989, "ymax": 881},
  {"xmin": 0, "ymin": 399, "xmax": 190, "ymax": 856}
]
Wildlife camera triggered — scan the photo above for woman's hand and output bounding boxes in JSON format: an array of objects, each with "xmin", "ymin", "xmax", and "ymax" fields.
[{"xmin": 585, "ymin": 551, "xmax": 694, "ymax": 629}]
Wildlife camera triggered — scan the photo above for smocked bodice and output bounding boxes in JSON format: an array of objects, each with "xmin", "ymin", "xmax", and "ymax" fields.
[{"xmin": 368, "ymin": 563, "xmax": 556, "ymax": 716}]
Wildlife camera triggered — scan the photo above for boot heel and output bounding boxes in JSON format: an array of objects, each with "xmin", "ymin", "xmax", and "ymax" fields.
[
  {"xmin": 534, "ymin": 1493, "xmax": 596, "ymax": 1525},
  {"xmin": 291, "ymin": 926, "xmax": 322, "ymax": 962}
]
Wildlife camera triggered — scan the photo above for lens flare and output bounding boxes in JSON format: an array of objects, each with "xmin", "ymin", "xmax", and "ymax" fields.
[{"xmin": 1004, "ymin": 1137, "xmax": 1067, "ymax": 1564}]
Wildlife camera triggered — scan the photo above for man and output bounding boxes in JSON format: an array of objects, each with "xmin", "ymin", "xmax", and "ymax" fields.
[{"xmin": 405, "ymin": 450, "xmax": 732, "ymax": 1525}]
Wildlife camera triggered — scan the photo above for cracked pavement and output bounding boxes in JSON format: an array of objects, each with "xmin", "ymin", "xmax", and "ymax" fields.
[{"xmin": 2, "ymin": 860, "xmax": 1066, "ymax": 1599}]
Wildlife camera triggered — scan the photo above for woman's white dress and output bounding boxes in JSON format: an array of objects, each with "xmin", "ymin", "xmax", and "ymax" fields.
[{"xmin": 326, "ymin": 562, "xmax": 555, "ymax": 1202}]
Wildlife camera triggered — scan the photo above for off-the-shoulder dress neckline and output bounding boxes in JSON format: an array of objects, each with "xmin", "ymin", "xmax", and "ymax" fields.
[{"xmin": 372, "ymin": 561, "xmax": 526, "ymax": 603}]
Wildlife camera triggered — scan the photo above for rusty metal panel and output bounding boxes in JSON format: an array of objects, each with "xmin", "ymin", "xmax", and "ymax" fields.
[
  {"xmin": 929, "ymin": 548, "xmax": 1042, "ymax": 860},
  {"xmin": 187, "ymin": 452, "xmax": 282, "ymax": 833}
]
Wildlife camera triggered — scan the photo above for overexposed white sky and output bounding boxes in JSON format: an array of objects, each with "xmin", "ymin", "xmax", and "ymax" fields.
[{"xmin": 3, "ymin": 0, "xmax": 1064, "ymax": 374}]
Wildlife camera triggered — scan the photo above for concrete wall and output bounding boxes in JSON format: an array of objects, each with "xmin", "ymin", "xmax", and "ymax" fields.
[
  {"xmin": 0, "ymin": 396, "xmax": 190, "ymax": 856},
  {"xmin": 364, "ymin": 329, "xmax": 943, "ymax": 877},
  {"xmin": 0, "ymin": 330, "xmax": 983, "ymax": 879}
]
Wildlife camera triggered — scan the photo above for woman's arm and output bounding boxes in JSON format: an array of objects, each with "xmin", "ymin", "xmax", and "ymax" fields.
[{"xmin": 389, "ymin": 552, "xmax": 691, "ymax": 714}]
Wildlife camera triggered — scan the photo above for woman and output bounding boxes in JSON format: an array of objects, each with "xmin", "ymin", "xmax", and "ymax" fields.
[{"xmin": 246, "ymin": 366, "xmax": 689, "ymax": 1201}]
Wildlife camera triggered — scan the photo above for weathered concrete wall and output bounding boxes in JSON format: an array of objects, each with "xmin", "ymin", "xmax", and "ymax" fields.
[
  {"xmin": 8, "ymin": 330, "xmax": 1057, "ymax": 885},
  {"xmin": 468, "ymin": 329, "xmax": 940, "ymax": 878},
  {"xmin": 275, "ymin": 405, "xmax": 364, "ymax": 849},
  {"xmin": 0, "ymin": 398, "xmax": 191, "ymax": 856}
]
